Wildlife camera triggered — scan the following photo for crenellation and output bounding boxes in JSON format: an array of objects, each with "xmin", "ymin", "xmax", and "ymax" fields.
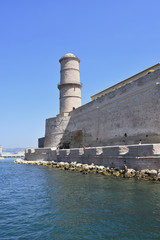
[
  {"xmin": 96, "ymin": 147, "xmax": 103, "ymax": 155},
  {"xmin": 24, "ymin": 144, "xmax": 160, "ymax": 170},
  {"xmin": 119, "ymin": 146, "xmax": 129, "ymax": 155}
]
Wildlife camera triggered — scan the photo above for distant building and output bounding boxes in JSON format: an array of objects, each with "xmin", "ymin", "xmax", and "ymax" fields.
[{"xmin": 0, "ymin": 146, "xmax": 2, "ymax": 156}]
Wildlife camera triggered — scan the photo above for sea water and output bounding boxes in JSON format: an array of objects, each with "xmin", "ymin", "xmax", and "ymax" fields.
[{"xmin": 0, "ymin": 159, "xmax": 160, "ymax": 240}]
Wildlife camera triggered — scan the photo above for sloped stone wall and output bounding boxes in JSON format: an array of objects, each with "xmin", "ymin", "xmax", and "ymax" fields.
[{"xmin": 44, "ymin": 70, "xmax": 160, "ymax": 148}]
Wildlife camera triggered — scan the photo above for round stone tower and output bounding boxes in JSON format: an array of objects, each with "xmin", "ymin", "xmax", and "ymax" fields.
[{"xmin": 58, "ymin": 53, "xmax": 82, "ymax": 115}]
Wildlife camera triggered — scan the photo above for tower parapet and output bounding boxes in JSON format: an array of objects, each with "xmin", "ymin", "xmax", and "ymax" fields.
[{"xmin": 58, "ymin": 53, "xmax": 82, "ymax": 115}]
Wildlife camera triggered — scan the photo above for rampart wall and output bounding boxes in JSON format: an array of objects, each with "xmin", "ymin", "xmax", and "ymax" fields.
[
  {"xmin": 25, "ymin": 144, "xmax": 160, "ymax": 170},
  {"xmin": 44, "ymin": 69, "xmax": 160, "ymax": 148}
]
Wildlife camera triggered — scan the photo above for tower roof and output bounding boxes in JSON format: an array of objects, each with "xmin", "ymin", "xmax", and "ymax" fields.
[
  {"xmin": 59, "ymin": 53, "xmax": 80, "ymax": 63},
  {"xmin": 64, "ymin": 53, "xmax": 75, "ymax": 57}
]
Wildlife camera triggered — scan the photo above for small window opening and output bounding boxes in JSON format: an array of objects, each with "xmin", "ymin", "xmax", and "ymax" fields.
[{"xmin": 124, "ymin": 133, "xmax": 127, "ymax": 137}]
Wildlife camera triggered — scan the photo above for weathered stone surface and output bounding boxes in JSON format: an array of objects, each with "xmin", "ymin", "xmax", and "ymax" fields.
[
  {"xmin": 112, "ymin": 171, "xmax": 120, "ymax": 177},
  {"xmin": 127, "ymin": 169, "xmax": 136, "ymax": 174},
  {"xmin": 102, "ymin": 171, "xmax": 111, "ymax": 176},
  {"xmin": 14, "ymin": 159, "xmax": 160, "ymax": 181},
  {"xmin": 97, "ymin": 166, "xmax": 105, "ymax": 171},
  {"xmin": 140, "ymin": 169, "xmax": 146, "ymax": 174},
  {"xmin": 76, "ymin": 163, "xmax": 83, "ymax": 168},
  {"xmin": 83, "ymin": 165, "xmax": 89, "ymax": 171},
  {"xmin": 37, "ymin": 54, "xmax": 160, "ymax": 156},
  {"xmin": 124, "ymin": 172, "xmax": 135, "ymax": 178},
  {"xmin": 149, "ymin": 170, "xmax": 157, "ymax": 174},
  {"xmin": 25, "ymin": 143, "xmax": 160, "ymax": 171}
]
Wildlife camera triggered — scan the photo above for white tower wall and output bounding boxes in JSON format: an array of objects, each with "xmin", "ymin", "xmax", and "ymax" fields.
[{"xmin": 58, "ymin": 53, "xmax": 82, "ymax": 115}]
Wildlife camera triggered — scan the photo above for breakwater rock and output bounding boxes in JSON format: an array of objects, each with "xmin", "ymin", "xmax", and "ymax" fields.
[{"xmin": 14, "ymin": 159, "xmax": 160, "ymax": 181}]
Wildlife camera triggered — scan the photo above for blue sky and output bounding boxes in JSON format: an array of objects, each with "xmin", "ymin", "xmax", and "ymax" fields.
[{"xmin": 0, "ymin": 0, "xmax": 160, "ymax": 148}]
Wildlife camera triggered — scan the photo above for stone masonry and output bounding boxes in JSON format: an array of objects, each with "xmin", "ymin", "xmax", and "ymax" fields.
[
  {"xmin": 43, "ymin": 54, "xmax": 160, "ymax": 149},
  {"xmin": 27, "ymin": 54, "xmax": 160, "ymax": 170}
]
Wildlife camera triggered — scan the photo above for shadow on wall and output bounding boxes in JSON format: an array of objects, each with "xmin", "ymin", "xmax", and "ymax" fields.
[{"xmin": 59, "ymin": 129, "xmax": 93, "ymax": 149}]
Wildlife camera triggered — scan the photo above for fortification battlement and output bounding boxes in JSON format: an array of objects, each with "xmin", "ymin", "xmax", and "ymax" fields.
[
  {"xmin": 26, "ymin": 54, "xmax": 160, "ymax": 171},
  {"xmin": 34, "ymin": 54, "xmax": 160, "ymax": 151},
  {"xmin": 25, "ymin": 144, "xmax": 160, "ymax": 170},
  {"xmin": 91, "ymin": 63, "xmax": 160, "ymax": 100},
  {"xmin": 26, "ymin": 144, "xmax": 160, "ymax": 157},
  {"xmin": 69, "ymin": 68, "xmax": 160, "ymax": 117}
]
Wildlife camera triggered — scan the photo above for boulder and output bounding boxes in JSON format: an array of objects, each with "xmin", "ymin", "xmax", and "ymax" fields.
[
  {"xmin": 69, "ymin": 167, "xmax": 75, "ymax": 171},
  {"xmin": 75, "ymin": 167, "xmax": 83, "ymax": 172},
  {"xmin": 141, "ymin": 173, "xmax": 149, "ymax": 179},
  {"xmin": 76, "ymin": 163, "xmax": 83, "ymax": 168},
  {"xmin": 97, "ymin": 165, "xmax": 105, "ymax": 171},
  {"xmin": 144, "ymin": 169, "xmax": 150, "ymax": 174},
  {"xmin": 127, "ymin": 169, "xmax": 136, "ymax": 174},
  {"xmin": 147, "ymin": 170, "xmax": 157, "ymax": 177},
  {"xmin": 70, "ymin": 161, "xmax": 77, "ymax": 167},
  {"xmin": 83, "ymin": 164, "xmax": 89, "ymax": 170},
  {"xmin": 114, "ymin": 168, "xmax": 120, "ymax": 171},
  {"xmin": 112, "ymin": 171, "xmax": 120, "ymax": 177},
  {"xmin": 140, "ymin": 170, "xmax": 146, "ymax": 175},
  {"xmin": 59, "ymin": 162, "xmax": 65, "ymax": 167},
  {"xmin": 149, "ymin": 170, "xmax": 157, "ymax": 174},
  {"xmin": 88, "ymin": 164, "xmax": 95, "ymax": 170},
  {"xmin": 124, "ymin": 170, "xmax": 135, "ymax": 178},
  {"xmin": 102, "ymin": 171, "xmax": 111, "ymax": 176}
]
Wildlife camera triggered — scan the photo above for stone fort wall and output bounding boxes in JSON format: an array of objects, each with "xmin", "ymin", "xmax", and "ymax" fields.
[
  {"xmin": 44, "ymin": 69, "xmax": 160, "ymax": 149},
  {"xmin": 25, "ymin": 144, "xmax": 160, "ymax": 170}
]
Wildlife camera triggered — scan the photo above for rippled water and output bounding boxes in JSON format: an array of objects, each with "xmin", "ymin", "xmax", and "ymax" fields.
[{"xmin": 0, "ymin": 159, "xmax": 160, "ymax": 239}]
